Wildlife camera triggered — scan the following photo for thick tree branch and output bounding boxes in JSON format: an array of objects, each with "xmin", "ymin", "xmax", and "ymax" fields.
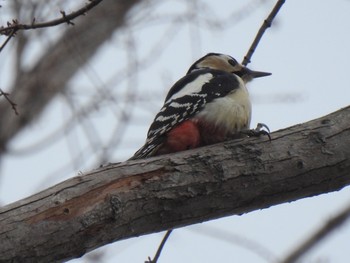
[{"xmin": 1, "ymin": 106, "xmax": 350, "ymax": 262}]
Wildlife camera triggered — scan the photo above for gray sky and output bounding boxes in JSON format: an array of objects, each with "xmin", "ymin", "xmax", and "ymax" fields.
[{"xmin": 1, "ymin": 0, "xmax": 350, "ymax": 262}]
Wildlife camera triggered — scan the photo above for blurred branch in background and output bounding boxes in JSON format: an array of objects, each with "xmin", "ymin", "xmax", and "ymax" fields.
[
  {"xmin": 282, "ymin": 201, "xmax": 350, "ymax": 263},
  {"xmin": 0, "ymin": 0, "xmax": 104, "ymax": 52},
  {"xmin": 0, "ymin": 0, "xmax": 141, "ymax": 155},
  {"xmin": 0, "ymin": 0, "xmax": 272, "ymax": 180}
]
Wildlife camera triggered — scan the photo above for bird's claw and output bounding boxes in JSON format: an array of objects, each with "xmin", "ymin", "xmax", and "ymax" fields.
[{"xmin": 242, "ymin": 123, "xmax": 271, "ymax": 141}]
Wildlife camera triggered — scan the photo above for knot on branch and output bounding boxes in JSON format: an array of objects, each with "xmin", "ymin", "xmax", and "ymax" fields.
[
  {"xmin": 0, "ymin": 19, "xmax": 19, "ymax": 36},
  {"xmin": 60, "ymin": 11, "xmax": 75, "ymax": 26},
  {"xmin": 109, "ymin": 194, "xmax": 123, "ymax": 220}
]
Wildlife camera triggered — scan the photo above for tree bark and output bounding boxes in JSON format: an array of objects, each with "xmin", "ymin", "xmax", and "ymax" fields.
[{"xmin": 0, "ymin": 106, "xmax": 350, "ymax": 262}]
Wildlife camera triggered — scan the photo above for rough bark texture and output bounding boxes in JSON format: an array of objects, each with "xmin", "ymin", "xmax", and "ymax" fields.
[{"xmin": 0, "ymin": 106, "xmax": 350, "ymax": 262}]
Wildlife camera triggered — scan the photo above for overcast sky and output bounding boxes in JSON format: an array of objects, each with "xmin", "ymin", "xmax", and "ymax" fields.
[{"xmin": 1, "ymin": 0, "xmax": 350, "ymax": 262}]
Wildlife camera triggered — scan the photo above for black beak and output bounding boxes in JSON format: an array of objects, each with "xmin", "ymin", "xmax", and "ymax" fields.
[{"xmin": 245, "ymin": 68, "xmax": 271, "ymax": 78}]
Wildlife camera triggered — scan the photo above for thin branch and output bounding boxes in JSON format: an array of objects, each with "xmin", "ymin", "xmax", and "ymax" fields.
[
  {"xmin": 146, "ymin": 230, "xmax": 173, "ymax": 263},
  {"xmin": 0, "ymin": 0, "xmax": 104, "ymax": 52},
  {"xmin": 0, "ymin": 28, "xmax": 16, "ymax": 52},
  {"xmin": 242, "ymin": 0, "xmax": 286, "ymax": 66},
  {"xmin": 0, "ymin": 0, "xmax": 103, "ymax": 33},
  {"xmin": 281, "ymin": 201, "xmax": 350, "ymax": 263},
  {"xmin": 0, "ymin": 88, "xmax": 18, "ymax": 115}
]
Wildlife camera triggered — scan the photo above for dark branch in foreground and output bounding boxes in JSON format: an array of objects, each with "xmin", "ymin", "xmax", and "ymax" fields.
[
  {"xmin": 242, "ymin": 0, "xmax": 286, "ymax": 66},
  {"xmin": 0, "ymin": 106, "xmax": 350, "ymax": 262}
]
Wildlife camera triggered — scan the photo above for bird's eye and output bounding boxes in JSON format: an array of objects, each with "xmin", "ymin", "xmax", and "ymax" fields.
[{"xmin": 228, "ymin": 59, "xmax": 237, "ymax": 66}]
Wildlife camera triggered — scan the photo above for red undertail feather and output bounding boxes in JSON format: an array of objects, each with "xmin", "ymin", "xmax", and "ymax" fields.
[{"xmin": 156, "ymin": 120, "xmax": 201, "ymax": 155}]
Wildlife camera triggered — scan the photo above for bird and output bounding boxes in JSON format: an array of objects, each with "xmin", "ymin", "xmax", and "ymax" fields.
[{"xmin": 130, "ymin": 53, "xmax": 271, "ymax": 160}]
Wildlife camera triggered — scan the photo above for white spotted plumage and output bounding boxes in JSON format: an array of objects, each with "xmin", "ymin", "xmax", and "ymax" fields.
[{"xmin": 130, "ymin": 53, "xmax": 270, "ymax": 160}]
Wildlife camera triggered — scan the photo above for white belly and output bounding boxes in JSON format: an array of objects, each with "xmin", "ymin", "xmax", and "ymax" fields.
[{"xmin": 195, "ymin": 85, "xmax": 252, "ymax": 133}]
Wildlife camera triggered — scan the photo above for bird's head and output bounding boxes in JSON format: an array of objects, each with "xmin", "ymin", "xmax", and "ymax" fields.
[{"xmin": 187, "ymin": 53, "xmax": 271, "ymax": 83}]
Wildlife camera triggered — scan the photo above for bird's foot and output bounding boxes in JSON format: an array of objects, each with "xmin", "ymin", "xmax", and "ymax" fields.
[{"xmin": 241, "ymin": 123, "xmax": 271, "ymax": 141}]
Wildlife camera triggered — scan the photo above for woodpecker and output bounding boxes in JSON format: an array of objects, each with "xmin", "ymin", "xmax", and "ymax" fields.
[{"xmin": 130, "ymin": 53, "xmax": 271, "ymax": 160}]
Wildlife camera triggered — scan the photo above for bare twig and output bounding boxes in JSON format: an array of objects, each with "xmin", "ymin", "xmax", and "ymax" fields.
[
  {"xmin": 146, "ymin": 230, "xmax": 173, "ymax": 263},
  {"xmin": 0, "ymin": 0, "xmax": 104, "ymax": 52},
  {"xmin": 242, "ymin": 0, "xmax": 286, "ymax": 66},
  {"xmin": 0, "ymin": 88, "xmax": 18, "ymax": 115},
  {"xmin": 0, "ymin": 0, "xmax": 103, "ymax": 34},
  {"xmin": 0, "ymin": 28, "xmax": 16, "ymax": 53},
  {"xmin": 281, "ymin": 201, "xmax": 350, "ymax": 263}
]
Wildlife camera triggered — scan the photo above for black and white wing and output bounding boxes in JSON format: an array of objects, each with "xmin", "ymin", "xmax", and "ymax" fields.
[{"xmin": 130, "ymin": 69, "xmax": 241, "ymax": 159}]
